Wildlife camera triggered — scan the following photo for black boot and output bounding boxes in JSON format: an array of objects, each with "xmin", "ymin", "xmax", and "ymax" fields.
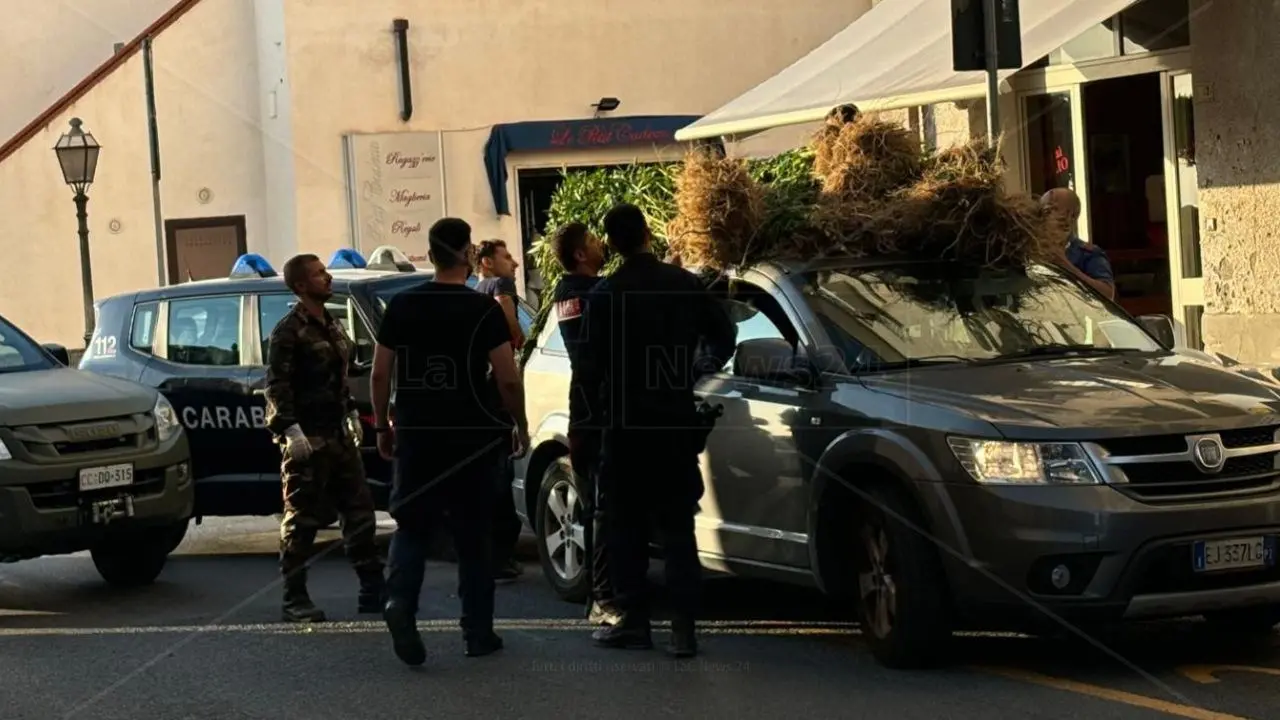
[
  {"xmin": 383, "ymin": 599, "xmax": 426, "ymax": 666},
  {"xmin": 282, "ymin": 571, "xmax": 326, "ymax": 623},
  {"xmin": 668, "ymin": 616, "xmax": 697, "ymax": 658},
  {"xmin": 465, "ymin": 631, "xmax": 504, "ymax": 658},
  {"xmin": 592, "ymin": 619, "xmax": 653, "ymax": 649},
  {"xmin": 357, "ymin": 566, "xmax": 387, "ymax": 614}
]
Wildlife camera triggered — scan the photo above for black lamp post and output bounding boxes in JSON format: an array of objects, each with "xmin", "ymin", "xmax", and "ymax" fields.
[{"xmin": 54, "ymin": 118, "xmax": 102, "ymax": 348}]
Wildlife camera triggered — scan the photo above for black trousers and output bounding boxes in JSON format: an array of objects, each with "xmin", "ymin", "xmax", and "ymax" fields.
[
  {"xmin": 598, "ymin": 428, "xmax": 703, "ymax": 623},
  {"xmin": 387, "ymin": 443, "xmax": 498, "ymax": 639},
  {"xmin": 491, "ymin": 453, "xmax": 523, "ymax": 566},
  {"xmin": 569, "ymin": 427, "xmax": 616, "ymax": 609}
]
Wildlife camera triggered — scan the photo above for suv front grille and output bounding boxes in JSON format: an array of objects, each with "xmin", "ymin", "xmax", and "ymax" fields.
[
  {"xmin": 1087, "ymin": 425, "xmax": 1280, "ymax": 503},
  {"xmin": 8, "ymin": 413, "xmax": 154, "ymax": 462},
  {"xmin": 23, "ymin": 469, "xmax": 168, "ymax": 510}
]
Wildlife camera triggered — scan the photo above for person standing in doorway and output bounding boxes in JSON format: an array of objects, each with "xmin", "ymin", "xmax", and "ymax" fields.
[
  {"xmin": 1041, "ymin": 187, "xmax": 1117, "ymax": 300},
  {"xmin": 371, "ymin": 217, "xmax": 530, "ymax": 666},
  {"xmin": 475, "ymin": 239, "xmax": 527, "ymax": 582},
  {"xmin": 548, "ymin": 222, "xmax": 620, "ymax": 627},
  {"xmin": 264, "ymin": 253, "xmax": 385, "ymax": 623},
  {"xmin": 580, "ymin": 204, "xmax": 737, "ymax": 657}
]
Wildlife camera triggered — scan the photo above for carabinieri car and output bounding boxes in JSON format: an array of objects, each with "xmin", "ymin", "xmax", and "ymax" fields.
[{"xmin": 79, "ymin": 246, "xmax": 535, "ymax": 521}]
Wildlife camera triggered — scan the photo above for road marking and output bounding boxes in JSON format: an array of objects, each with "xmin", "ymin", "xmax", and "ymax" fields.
[
  {"xmin": 1178, "ymin": 665, "xmax": 1280, "ymax": 684},
  {"xmin": 975, "ymin": 667, "xmax": 1251, "ymax": 720},
  {"xmin": 0, "ymin": 618, "xmax": 862, "ymax": 639}
]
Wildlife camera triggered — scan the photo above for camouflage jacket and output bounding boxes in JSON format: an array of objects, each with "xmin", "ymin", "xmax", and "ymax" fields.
[{"xmin": 264, "ymin": 302, "xmax": 354, "ymax": 438}]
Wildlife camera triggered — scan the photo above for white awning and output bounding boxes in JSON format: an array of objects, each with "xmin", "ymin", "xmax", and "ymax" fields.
[{"xmin": 676, "ymin": 0, "xmax": 1139, "ymax": 142}]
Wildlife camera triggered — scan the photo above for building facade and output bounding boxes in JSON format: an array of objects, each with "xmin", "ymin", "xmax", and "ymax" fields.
[{"xmin": 0, "ymin": 0, "xmax": 867, "ymax": 347}]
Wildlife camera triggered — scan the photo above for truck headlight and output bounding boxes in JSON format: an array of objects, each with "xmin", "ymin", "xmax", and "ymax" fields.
[
  {"xmin": 0, "ymin": 438, "xmax": 10, "ymax": 461},
  {"xmin": 154, "ymin": 393, "xmax": 180, "ymax": 442},
  {"xmin": 947, "ymin": 438, "xmax": 1102, "ymax": 485}
]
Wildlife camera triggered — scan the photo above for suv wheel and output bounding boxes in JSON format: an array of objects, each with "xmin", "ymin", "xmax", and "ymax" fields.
[
  {"xmin": 854, "ymin": 483, "xmax": 951, "ymax": 668},
  {"xmin": 534, "ymin": 455, "xmax": 590, "ymax": 603},
  {"xmin": 91, "ymin": 525, "xmax": 173, "ymax": 588},
  {"xmin": 162, "ymin": 517, "xmax": 190, "ymax": 555},
  {"xmin": 1203, "ymin": 604, "xmax": 1280, "ymax": 634}
]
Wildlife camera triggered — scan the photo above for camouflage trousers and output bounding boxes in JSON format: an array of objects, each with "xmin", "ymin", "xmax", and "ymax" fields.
[{"xmin": 279, "ymin": 433, "xmax": 382, "ymax": 579}]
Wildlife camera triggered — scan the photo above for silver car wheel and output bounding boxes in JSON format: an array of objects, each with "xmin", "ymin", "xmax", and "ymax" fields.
[
  {"xmin": 542, "ymin": 466, "xmax": 586, "ymax": 582},
  {"xmin": 858, "ymin": 524, "xmax": 897, "ymax": 639}
]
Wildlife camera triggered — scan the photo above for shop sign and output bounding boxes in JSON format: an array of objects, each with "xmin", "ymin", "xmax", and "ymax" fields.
[{"xmin": 343, "ymin": 131, "xmax": 446, "ymax": 264}]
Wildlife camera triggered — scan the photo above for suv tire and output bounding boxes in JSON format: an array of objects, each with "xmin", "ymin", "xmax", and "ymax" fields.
[
  {"xmin": 91, "ymin": 526, "xmax": 173, "ymax": 588},
  {"xmin": 1202, "ymin": 604, "xmax": 1280, "ymax": 634},
  {"xmin": 534, "ymin": 455, "xmax": 590, "ymax": 603},
  {"xmin": 853, "ymin": 482, "xmax": 951, "ymax": 669}
]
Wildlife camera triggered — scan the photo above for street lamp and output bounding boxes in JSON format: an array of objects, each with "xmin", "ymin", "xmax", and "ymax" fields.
[{"xmin": 54, "ymin": 117, "xmax": 101, "ymax": 348}]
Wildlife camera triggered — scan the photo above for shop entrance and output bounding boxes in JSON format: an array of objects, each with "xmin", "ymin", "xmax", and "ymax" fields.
[{"xmin": 1079, "ymin": 73, "xmax": 1169, "ymax": 320}]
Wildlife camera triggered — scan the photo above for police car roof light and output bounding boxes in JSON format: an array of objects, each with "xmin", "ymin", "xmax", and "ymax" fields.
[
  {"xmin": 366, "ymin": 245, "xmax": 416, "ymax": 272},
  {"xmin": 229, "ymin": 253, "xmax": 278, "ymax": 278},
  {"xmin": 328, "ymin": 247, "xmax": 367, "ymax": 269}
]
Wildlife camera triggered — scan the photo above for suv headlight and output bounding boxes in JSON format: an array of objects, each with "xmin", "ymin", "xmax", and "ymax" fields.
[
  {"xmin": 0, "ymin": 438, "xmax": 10, "ymax": 461},
  {"xmin": 947, "ymin": 438, "xmax": 1102, "ymax": 485},
  {"xmin": 153, "ymin": 393, "xmax": 180, "ymax": 442}
]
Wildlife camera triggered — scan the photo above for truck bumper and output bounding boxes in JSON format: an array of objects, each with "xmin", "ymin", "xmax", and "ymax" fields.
[
  {"xmin": 940, "ymin": 482, "xmax": 1280, "ymax": 626},
  {"xmin": 0, "ymin": 436, "xmax": 194, "ymax": 560}
]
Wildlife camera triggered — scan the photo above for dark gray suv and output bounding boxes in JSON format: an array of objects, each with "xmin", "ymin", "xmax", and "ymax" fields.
[{"xmin": 514, "ymin": 256, "xmax": 1280, "ymax": 668}]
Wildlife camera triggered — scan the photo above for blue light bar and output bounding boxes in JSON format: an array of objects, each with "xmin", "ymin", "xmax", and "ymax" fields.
[
  {"xmin": 229, "ymin": 253, "xmax": 277, "ymax": 278},
  {"xmin": 328, "ymin": 247, "xmax": 367, "ymax": 269}
]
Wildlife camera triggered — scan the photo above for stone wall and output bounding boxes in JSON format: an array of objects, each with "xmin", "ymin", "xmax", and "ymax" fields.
[{"xmin": 1189, "ymin": 0, "xmax": 1280, "ymax": 369}]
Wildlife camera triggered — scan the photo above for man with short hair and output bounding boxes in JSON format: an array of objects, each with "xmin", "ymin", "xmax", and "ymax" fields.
[
  {"xmin": 547, "ymin": 222, "xmax": 619, "ymax": 626},
  {"xmin": 371, "ymin": 217, "xmax": 530, "ymax": 666},
  {"xmin": 581, "ymin": 204, "xmax": 737, "ymax": 657},
  {"xmin": 1041, "ymin": 187, "xmax": 1116, "ymax": 300},
  {"xmin": 265, "ymin": 253, "xmax": 384, "ymax": 623},
  {"xmin": 474, "ymin": 238, "xmax": 526, "ymax": 581}
]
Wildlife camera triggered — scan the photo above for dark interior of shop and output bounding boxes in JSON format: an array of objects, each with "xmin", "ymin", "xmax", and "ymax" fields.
[{"xmin": 1082, "ymin": 73, "xmax": 1168, "ymax": 318}]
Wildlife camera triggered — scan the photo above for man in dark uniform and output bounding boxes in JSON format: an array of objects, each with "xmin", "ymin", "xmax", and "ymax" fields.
[
  {"xmin": 264, "ymin": 253, "xmax": 385, "ymax": 623},
  {"xmin": 371, "ymin": 218, "xmax": 530, "ymax": 666},
  {"xmin": 474, "ymin": 238, "xmax": 526, "ymax": 581},
  {"xmin": 1041, "ymin": 187, "xmax": 1116, "ymax": 300},
  {"xmin": 581, "ymin": 204, "xmax": 737, "ymax": 657},
  {"xmin": 547, "ymin": 222, "xmax": 620, "ymax": 626}
]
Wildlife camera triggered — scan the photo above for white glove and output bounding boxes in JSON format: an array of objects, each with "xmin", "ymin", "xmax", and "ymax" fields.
[
  {"xmin": 283, "ymin": 424, "xmax": 313, "ymax": 461},
  {"xmin": 343, "ymin": 411, "xmax": 363, "ymax": 446}
]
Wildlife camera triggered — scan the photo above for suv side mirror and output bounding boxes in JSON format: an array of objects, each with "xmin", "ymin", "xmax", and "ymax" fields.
[
  {"xmin": 1137, "ymin": 314, "xmax": 1176, "ymax": 349},
  {"xmin": 733, "ymin": 338, "xmax": 814, "ymax": 385},
  {"xmin": 42, "ymin": 343, "xmax": 70, "ymax": 366}
]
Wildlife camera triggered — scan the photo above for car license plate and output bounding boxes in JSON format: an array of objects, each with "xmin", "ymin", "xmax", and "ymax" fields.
[
  {"xmin": 1193, "ymin": 536, "xmax": 1276, "ymax": 573},
  {"xmin": 78, "ymin": 463, "xmax": 134, "ymax": 492}
]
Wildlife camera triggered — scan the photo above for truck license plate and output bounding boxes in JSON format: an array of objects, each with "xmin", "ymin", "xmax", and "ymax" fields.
[
  {"xmin": 1193, "ymin": 536, "xmax": 1276, "ymax": 573},
  {"xmin": 78, "ymin": 463, "xmax": 134, "ymax": 492}
]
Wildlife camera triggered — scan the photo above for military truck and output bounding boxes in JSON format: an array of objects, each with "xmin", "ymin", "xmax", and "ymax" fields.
[{"xmin": 0, "ymin": 312, "xmax": 193, "ymax": 587}]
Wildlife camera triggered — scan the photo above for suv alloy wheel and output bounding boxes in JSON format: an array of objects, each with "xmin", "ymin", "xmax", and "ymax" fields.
[{"xmin": 534, "ymin": 455, "xmax": 591, "ymax": 602}]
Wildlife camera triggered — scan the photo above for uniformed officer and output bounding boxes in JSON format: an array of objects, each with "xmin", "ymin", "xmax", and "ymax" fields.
[
  {"xmin": 547, "ymin": 222, "xmax": 620, "ymax": 626},
  {"xmin": 265, "ymin": 253, "xmax": 385, "ymax": 623},
  {"xmin": 581, "ymin": 204, "xmax": 737, "ymax": 657}
]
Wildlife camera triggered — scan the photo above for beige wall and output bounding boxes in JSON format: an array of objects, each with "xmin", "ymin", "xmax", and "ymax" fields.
[
  {"xmin": 1189, "ymin": 0, "xmax": 1280, "ymax": 368},
  {"xmin": 281, "ymin": 0, "xmax": 872, "ymax": 273},
  {"xmin": 0, "ymin": 0, "xmax": 179, "ymax": 140},
  {"xmin": 0, "ymin": 0, "xmax": 264, "ymax": 347}
]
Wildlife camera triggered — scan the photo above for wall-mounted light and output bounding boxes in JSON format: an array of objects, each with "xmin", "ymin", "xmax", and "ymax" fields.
[
  {"xmin": 392, "ymin": 18, "xmax": 412, "ymax": 122},
  {"xmin": 592, "ymin": 97, "xmax": 620, "ymax": 116}
]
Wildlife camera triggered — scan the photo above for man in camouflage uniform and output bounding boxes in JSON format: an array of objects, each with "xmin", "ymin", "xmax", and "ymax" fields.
[{"xmin": 265, "ymin": 253, "xmax": 385, "ymax": 623}]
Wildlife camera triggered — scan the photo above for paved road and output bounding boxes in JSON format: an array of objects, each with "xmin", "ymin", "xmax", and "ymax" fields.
[{"xmin": 1, "ymin": 518, "xmax": 1279, "ymax": 720}]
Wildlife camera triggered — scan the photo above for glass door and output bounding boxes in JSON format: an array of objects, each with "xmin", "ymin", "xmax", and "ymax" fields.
[
  {"xmin": 1160, "ymin": 71, "xmax": 1204, "ymax": 349},
  {"xmin": 1017, "ymin": 84, "xmax": 1090, "ymax": 237}
]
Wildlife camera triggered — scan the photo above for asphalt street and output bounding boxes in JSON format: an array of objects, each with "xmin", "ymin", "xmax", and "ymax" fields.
[{"xmin": 2, "ymin": 517, "xmax": 1279, "ymax": 720}]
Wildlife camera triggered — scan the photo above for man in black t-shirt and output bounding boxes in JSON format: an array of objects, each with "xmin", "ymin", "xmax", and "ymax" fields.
[
  {"xmin": 474, "ymin": 238, "xmax": 526, "ymax": 581},
  {"xmin": 370, "ymin": 217, "xmax": 531, "ymax": 667},
  {"xmin": 547, "ymin": 222, "xmax": 619, "ymax": 626}
]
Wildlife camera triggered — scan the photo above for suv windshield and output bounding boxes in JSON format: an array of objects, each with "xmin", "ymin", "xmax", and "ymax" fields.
[
  {"xmin": 797, "ymin": 262, "xmax": 1163, "ymax": 370},
  {"xmin": 0, "ymin": 315, "xmax": 56, "ymax": 373}
]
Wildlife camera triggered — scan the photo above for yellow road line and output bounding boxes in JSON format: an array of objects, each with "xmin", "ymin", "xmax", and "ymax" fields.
[
  {"xmin": 1178, "ymin": 665, "xmax": 1280, "ymax": 684},
  {"xmin": 974, "ymin": 667, "xmax": 1252, "ymax": 720}
]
